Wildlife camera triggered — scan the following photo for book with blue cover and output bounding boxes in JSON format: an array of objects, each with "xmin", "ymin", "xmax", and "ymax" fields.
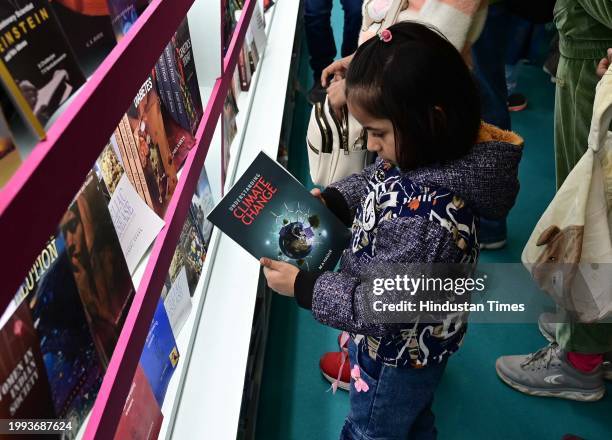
[
  {"xmin": 140, "ymin": 299, "xmax": 179, "ymax": 406},
  {"xmin": 208, "ymin": 151, "xmax": 351, "ymax": 272}
]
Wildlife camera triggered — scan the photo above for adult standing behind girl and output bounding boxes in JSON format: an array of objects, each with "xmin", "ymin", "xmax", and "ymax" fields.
[{"xmin": 261, "ymin": 22, "xmax": 523, "ymax": 439}]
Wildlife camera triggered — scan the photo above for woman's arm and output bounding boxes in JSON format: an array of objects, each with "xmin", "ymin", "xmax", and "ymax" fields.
[{"xmin": 577, "ymin": 0, "xmax": 612, "ymax": 28}]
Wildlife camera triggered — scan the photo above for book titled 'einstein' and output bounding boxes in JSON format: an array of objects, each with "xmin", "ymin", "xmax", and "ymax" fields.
[{"xmin": 208, "ymin": 151, "xmax": 350, "ymax": 272}]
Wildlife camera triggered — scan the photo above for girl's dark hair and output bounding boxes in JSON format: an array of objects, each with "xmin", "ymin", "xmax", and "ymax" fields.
[{"xmin": 346, "ymin": 22, "xmax": 481, "ymax": 171}]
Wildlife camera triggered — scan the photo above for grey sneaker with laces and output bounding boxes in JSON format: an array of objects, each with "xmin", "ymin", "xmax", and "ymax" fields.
[
  {"xmin": 496, "ymin": 343, "xmax": 606, "ymax": 402},
  {"xmin": 537, "ymin": 312, "xmax": 612, "ymax": 381}
]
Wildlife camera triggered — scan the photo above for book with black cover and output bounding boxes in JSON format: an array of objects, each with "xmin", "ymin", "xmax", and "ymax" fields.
[
  {"xmin": 59, "ymin": 171, "xmax": 135, "ymax": 368},
  {"xmin": 0, "ymin": 0, "xmax": 85, "ymax": 131},
  {"xmin": 113, "ymin": 363, "xmax": 163, "ymax": 440},
  {"xmin": 49, "ymin": 0, "xmax": 116, "ymax": 76},
  {"xmin": 208, "ymin": 152, "xmax": 351, "ymax": 272},
  {"xmin": 140, "ymin": 299, "xmax": 179, "ymax": 406},
  {"xmin": 24, "ymin": 233, "xmax": 103, "ymax": 432},
  {"xmin": 0, "ymin": 300, "xmax": 56, "ymax": 426}
]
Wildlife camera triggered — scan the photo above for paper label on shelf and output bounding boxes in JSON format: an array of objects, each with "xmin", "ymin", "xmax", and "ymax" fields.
[
  {"xmin": 164, "ymin": 266, "xmax": 193, "ymax": 337},
  {"xmin": 108, "ymin": 174, "xmax": 165, "ymax": 274}
]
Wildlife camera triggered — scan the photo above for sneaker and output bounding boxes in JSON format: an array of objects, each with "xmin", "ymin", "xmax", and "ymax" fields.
[
  {"xmin": 320, "ymin": 351, "xmax": 350, "ymax": 391},
  {"xmin": 307, "ymin": 82, "xmax": 327, "ymax": 105},
  {"xmin": 479, "ymin": 217, "xmax": 507, "ymax": 250},
  {"xmin": 538, "ymin": 313, "xmax": 612, "ymax": 381},
  {"xmin": 507, "ymin": 93, "xmax": 528, "ymax": 112},
  {"xmin": 538, "ymin": 312, "xmax": 559, "ymax": 343},
  {"xmin": 496, "ymin": 343, "xmax": 606, "ymax": 401}
]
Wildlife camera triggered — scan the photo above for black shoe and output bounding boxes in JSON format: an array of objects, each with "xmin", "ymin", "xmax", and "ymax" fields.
[
  {"xmin": 507, "ymin": 93, "xmax": 527, "ymax": 112},
  {"xmin": 308, "ymin": 82, "xmax": 327, "ymax": 105}
]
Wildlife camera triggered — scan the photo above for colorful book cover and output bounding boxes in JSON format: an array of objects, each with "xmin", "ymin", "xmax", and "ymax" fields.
[
  {"xmin": 49, "ymin": 0, "xmax": 116, "ymax": 77},
  {"xmin": 97, "ymin": 142, "xmax": 124, "ymax": 195},
  {"xmin": 0, "ymin": 301, "xmax": 56, "ymax": 425},
  {"xmin": 168, "ymin": 213, "xmax": 205, "ymax": 297},
  {"xmin": 106, "ymin": 0, "xmax": 147, "ymax": 41},
  {"xmin": 208, "ymin": 152, "xmax": 351, "ymax": 272},
  {"xmin": 121, "ymin": 75, "xmax": 178, "ymax": 217},
  {"xmin": 59, "ymin": 171, "xmax": 135, "ymax": 368},
  {"xmin": 0, "ymin": 1, "xmax": 85, "ymax": 130},
  {"xmin": 25, "ymin": 233, "xmax": 103, "ymax": 432},
  {"xmin": 113, "ymin": 363, "xmax": 163, "ymax": 440},
  {"xmin": 192, "ymin": 166, "xmax": 215, "ymax": 248},
  {"xmin": 171, "ymin": 18, "xmax": 203, "ymax": 134},
  {"xmin": 0, "ymin": 104, "xmax": 20, "ymax": 188},
  {"xmin": 151, "ymin": 62, "xmax": 195, "ymax": 173},
  {"xmin": 140, "ymin": 299, "xmax": 179, "ymax": 406}
]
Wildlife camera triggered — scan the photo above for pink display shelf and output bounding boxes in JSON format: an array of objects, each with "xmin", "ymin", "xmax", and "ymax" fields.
[
  {"xmin": 0, "ymin": 0, "xmax": 257, "ymax": 437},
  {"xmin": 83, "ymin": 0, "xmax": 257, "ymax": 438},
  {"xmin": 0, "ymin": 0, "xmax": 193, "ymax": 312}
]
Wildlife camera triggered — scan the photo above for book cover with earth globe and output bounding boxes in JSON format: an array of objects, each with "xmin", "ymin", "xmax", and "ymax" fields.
[{"xmin": 208, "ymin": 151, "xmax": 351, "ymax": 271}]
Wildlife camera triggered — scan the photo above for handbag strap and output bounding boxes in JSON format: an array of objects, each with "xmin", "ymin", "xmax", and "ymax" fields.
[
  {"xmin": 588, "ymin": 65, "xmax": 612, "ymax": 153},
  {"xmin": 381, "ymin": 0, "xmax": 407, "ymax": 30}
]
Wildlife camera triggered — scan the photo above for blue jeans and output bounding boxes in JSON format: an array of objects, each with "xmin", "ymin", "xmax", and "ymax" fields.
[
  {"xmin": 340, "ymin": 341, "xmax": 448, "ymax": 440},
  {"xmin": 471, "ymin": 4, "xmax": 511, "ymax": 131},
  {"xmin": 304, "ymin": 0, "xmax": 363, "ymax": 81},
  {"xmin": 471, "ymin": 4, "xmax": 511, "ymax": 242}
]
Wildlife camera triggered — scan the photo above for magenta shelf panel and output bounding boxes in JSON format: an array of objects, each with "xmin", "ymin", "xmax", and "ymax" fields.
[
  {"xmin": 83, "ymin": 0, "xmax": 258, "ymax": 438},
  {"xmin": 0, "ymin": 0, "xmax": 195, "ymax": 311}
]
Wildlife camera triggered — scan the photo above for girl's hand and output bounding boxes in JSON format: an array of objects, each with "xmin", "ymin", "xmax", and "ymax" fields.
[
  {"xmin": 321, "ymin": 54, "xmax": 354, "ymax": 87},
  {"xmin": 327, "ymin": 79, "xmax": 347, "ymax": 118},
  {"xmin": 260, "ymin": 258, "xmax": 299, "ymax": 296},
  {"xmin": 596, "ymin": 48, "xmax": 612, "ymax": 77},
  {"xmin": 310, "ymin": 188, "xmax": 327, "ymax": 206}
]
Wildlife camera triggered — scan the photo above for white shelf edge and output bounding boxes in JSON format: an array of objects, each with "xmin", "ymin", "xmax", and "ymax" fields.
[{"xmin": 168, "ymin": 0, "xmax": 301, "ymax": 438}]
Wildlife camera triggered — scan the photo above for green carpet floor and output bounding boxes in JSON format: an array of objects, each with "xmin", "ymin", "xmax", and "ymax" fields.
[{"xmin": 255, "ymin": 7, "xmax": 612, "ymax": 439}]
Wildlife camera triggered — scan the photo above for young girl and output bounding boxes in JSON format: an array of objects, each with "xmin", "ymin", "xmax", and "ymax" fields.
[{"xmin": 261, "ymin": 22, "xmax": 523, "ymax": 439}]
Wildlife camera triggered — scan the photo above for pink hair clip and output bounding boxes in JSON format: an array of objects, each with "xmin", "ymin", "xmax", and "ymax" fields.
[{"xmin": 380, "ymin": 29, "xmax": 392, "ymax": 43}]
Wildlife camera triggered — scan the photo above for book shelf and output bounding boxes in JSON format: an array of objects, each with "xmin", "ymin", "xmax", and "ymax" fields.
[{"xmin": 0, "ymin": 0, "xmax": 297, "ymax": 438}]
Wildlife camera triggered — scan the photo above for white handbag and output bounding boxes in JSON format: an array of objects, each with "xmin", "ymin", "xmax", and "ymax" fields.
[
  {"xmin": 522, "ymin": 66, "xmax": 612, "ymax": 323},
  {"xmin": 306, "ymin": 0, "xmax": 406, "ymax": 187}
]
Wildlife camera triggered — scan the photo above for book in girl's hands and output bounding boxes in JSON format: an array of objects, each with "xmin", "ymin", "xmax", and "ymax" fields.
[{"xmin": 207, "ymin": 151, "xmax": 351, "ymax": 272}]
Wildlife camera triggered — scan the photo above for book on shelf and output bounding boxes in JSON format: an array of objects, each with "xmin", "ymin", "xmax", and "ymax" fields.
[
  {"xmin": 250, "ymin": 0, "xmax": 267, "ymax": 56},
  {"xmin": 59, "ymin": 171, "xmax": 136, "ymax": 368},
  {"xmin": 106, "ymin": 0, "xmax": 148, "ymax": 41},
  {"xmin": 170, "ymin": 18, "xmax": 203, "ymax": 135},
  {"xmin": 113, "ymin": 363, "xmax": 163, "ymax": 440},
  {"xmin": 21, "ymin": 233, "xmax": 104, "ymax": 434},
  {"xmin": 0, "ymin": 0, "xmax": 86, "ymax": 135},
  {"xmin": 168, "ymin": 212, "xmax": 206, "ymax": 298},
  {"xmin": 193, "ymin": 166, "xmax": 216, "ymax": 249},
  {"xmin": 116, "ymin": 75, "xmax": 178, "ymax": 217},
  {"xmin": 221, "ymin": 90, "xmax": 238, "ymax": 184},
  {"xmin": 237, "ymin": 42, "xmax": 252, "ymax": 92},
  {"xmin": 49, "ymin": 0, "xmax": 116, "ymax": 77},
  {"xmin": 208, "ymin": 151, "xmax": 351, "ymax": 272},
  {"xmin": 0, "ymin": 104, "xmax": 21, "ymax": 188},
  {"xmin": 163, "ymin": 266, "xmax": 192, "ymax": 337},
  {"xmin": 95, "ymin": 146, "xmax": 165, "ymax": 273},
  {"xmin": 140, "ymin": 299, "xmax": 180, "ymax": 406},
  {"xmin": 0, "ymin": 300, "xmax": 56, "ymax": 428}
]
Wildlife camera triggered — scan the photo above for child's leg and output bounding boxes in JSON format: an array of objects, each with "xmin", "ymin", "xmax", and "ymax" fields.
[{"xmin": 340, "ymin": 340, "xmax": 448, "ymax": 440}]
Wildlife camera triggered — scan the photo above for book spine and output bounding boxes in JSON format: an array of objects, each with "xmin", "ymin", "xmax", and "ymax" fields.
[
  {"xmin": 117, "ymin": 115, "xmax": 153, "ymax": 208},
  {"xmin": 0, "ymin": 62, "xmax": 46, "ymax": 140},
  {"xmin": 163, "ymin": 44, "xmax": 190, "ymax": 131},
  {"xmin": 238, "ymin": 44, "xmax": 251, "ymax": 92},
  {"xmin": 155, "ymin": 55, "xmax": 179, "ymax": 123},
  {"xmin": 174, "ymin": 20, "xmax": 203, "ymax": 131},
  {"xmin": 113, "ymin": 125, "xmax": 137, "ymax": 192}
]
